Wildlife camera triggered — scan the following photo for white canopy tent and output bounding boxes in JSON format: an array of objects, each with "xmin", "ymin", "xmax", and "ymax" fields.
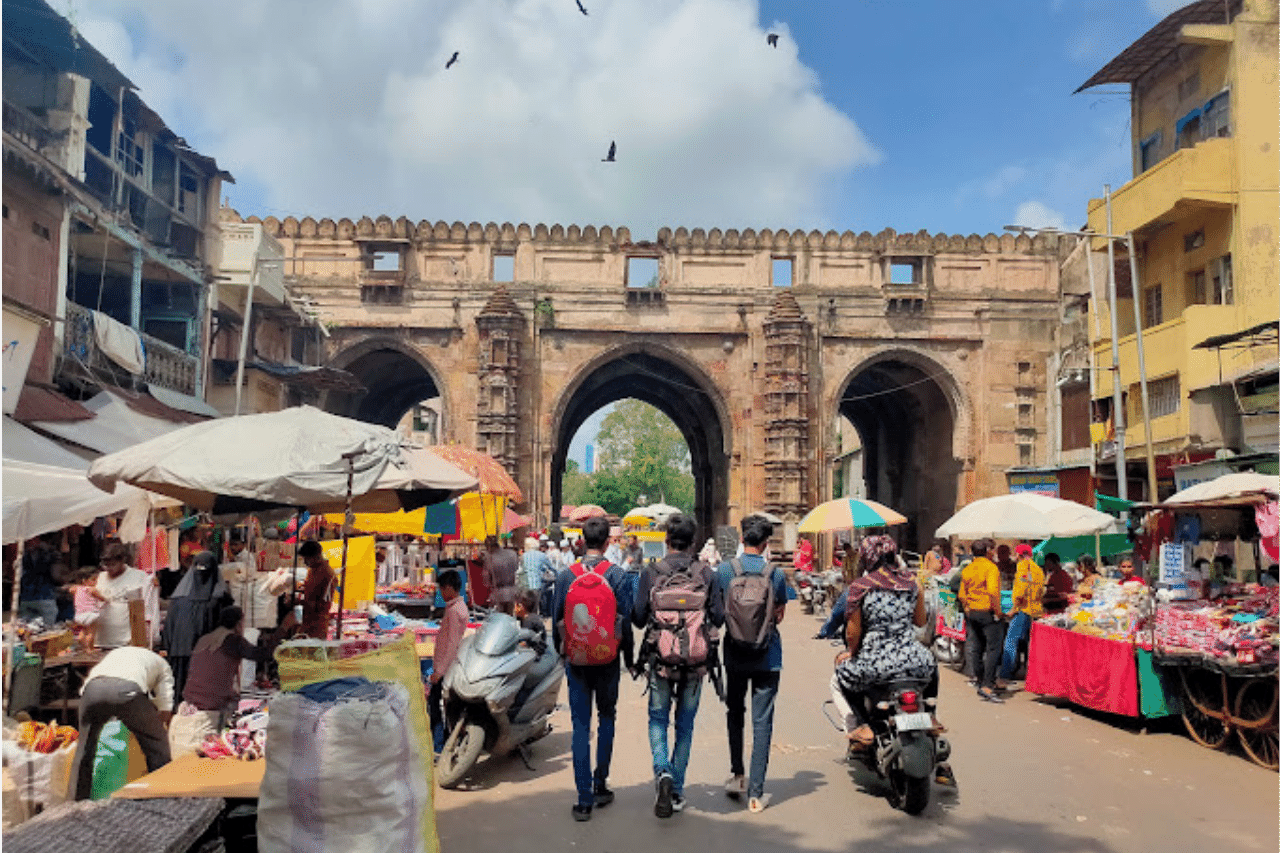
[
  {"xmin": 2, "ymin": 460, "xmax": 178, "ymax": 545},
  {"xmin": 936, "ymin": 492, "xmax": 1119, "ymax": 541}
]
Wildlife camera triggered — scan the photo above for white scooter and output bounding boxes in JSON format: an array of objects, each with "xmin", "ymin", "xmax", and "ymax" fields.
[{"xmin": 436, "ymin": 613, "xmax": 563, "ymax": 788}]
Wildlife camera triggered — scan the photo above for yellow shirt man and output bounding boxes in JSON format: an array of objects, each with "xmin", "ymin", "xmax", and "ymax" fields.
[
  {"xmin": 958, "ymin": 556, "xmax": 1002, "ymax": 615},
  {"xmin": 1010, "ymin": 557, "xmax": 1046, "ymax": 619}
]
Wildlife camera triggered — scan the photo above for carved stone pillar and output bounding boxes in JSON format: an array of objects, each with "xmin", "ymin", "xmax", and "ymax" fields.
[
  {"xmin": 474, "ymin": 287, "xmax": 524, "ymax": 477},
  {"xmin": 762, "ymin": 291, "xmax": 811, "ymax": 520}
]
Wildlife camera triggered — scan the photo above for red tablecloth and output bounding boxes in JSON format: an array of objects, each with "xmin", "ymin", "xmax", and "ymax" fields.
[{"xmin": 1025, "ymin": 621, "xmax": 1139, "ymax": 717}]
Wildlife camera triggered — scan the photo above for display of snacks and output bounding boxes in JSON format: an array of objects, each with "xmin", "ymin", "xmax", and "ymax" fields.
[
  {"xmin": 1041, "ymin": 578, "xmax": 1153, "ymax": 642},
  {"xmin": 1153, "ymin": 586, "xmax": 1278, "ymax": 665}
]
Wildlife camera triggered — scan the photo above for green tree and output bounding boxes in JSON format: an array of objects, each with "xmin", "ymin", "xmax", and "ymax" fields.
[{"xmin": 596, "ymin": 400, "xmax": 694, "ymax": 512}]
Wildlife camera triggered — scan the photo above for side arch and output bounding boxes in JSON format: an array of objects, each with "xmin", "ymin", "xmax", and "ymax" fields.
[{"xmin": 324, "ymin": 337, "xmax": 452, "ymax": 432}]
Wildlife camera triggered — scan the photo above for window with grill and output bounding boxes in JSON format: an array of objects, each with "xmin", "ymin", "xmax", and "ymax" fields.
[
  {"xmin": 1202, "ymin": 90, "xmax": 1230, "ymax": 138},
  {"xmin": 1143, "ymin": 284, "xmax": 1163, "ymax": 328},
  {"xmin": 1188, "ymin": 269, "xmax": 1206, "ymax": 305},
  {"xmin": 1139, "ymin": 132, "xmax": 1162, "ymax": 172},
  {"xmin": 1146, "ymin": 375, "xmax": 1181, "ymax": 419}
]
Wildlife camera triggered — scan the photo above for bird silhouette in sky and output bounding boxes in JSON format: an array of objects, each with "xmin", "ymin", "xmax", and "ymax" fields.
[
  {"xmin": 445, "ymin": 51, "xmax": 459, "ymax": 69},
  {"xmin": 602, "ymin": 141, "xmax": 616, "ymax": 162},
  {"xmin": 766, "ymin": 33, "xmax": 779, "ymax": 47},
  {"xmin": 576, "ymin": 0, "xmax": 588, "ymax": 16}
]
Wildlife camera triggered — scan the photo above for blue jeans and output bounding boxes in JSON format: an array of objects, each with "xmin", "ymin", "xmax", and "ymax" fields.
[
  {"xmin": 1000, "ymin": 612, "xmax": 1031, "ymax": 680},
  {"xmin": 565, "ymin": 662, "xmax": 620, "ymax": 807},
  {"xmin": 817, "ymin": 590, "xmax": 848, "ymax": 638},
  {"xmin": 647, "ymin": 675, "xmax": 702, "ymax": 796},
  {"xmin": 726, "ymin": 669, "xmax": 780, "ymax": 799}
]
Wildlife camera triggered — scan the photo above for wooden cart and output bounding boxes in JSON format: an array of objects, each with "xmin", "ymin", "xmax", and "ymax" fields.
[{"xmin": 1158, "ymin": 650, "xmax": 1278, "ymax": 771}]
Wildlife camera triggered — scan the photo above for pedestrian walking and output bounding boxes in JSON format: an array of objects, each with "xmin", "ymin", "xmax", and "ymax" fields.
[
  {"xmin": 958, "ymin": 538, "xmax": 1005, "ymax": 702},
  {"xmin": 633, "ymin": 513, "xmax": 724, "ymax": 818},
  {"xmin": 551, "ymin": 516, "xmax": 630, "ymax": 822},
  {"xmin": 998, "ymin": 543, "xmax": 1044, "ymax": 687},
  {"xmin": 716, "ymin": 514, "xmax": 787, "ymax": 813}
]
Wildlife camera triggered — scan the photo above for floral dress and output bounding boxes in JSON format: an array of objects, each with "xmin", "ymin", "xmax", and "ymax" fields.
[{"xmin": 836, "ymin": 586, "xmax": 936, "ymax": 693}]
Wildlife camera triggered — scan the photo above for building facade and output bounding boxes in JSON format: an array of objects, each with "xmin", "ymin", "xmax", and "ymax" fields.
[
  {"xmin": 242, "ymin": 210, "xmax": 1066, "ymax": 548},
  {"xmin": 1075, "ymin": 0, "xmax": 1278, "ymax": 498},
  {"xmin": 3, "ymin": 0, "xmax": 227, "ymax": 430}
]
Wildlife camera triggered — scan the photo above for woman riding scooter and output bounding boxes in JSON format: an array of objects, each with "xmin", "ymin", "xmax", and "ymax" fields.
[{"xmin": 831, "ymin": 535, "xmax": 955, "ymax": 787}]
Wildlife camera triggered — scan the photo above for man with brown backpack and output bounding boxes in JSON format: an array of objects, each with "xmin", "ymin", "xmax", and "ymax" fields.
[
  {"xmin": 632, "ymin": 513, "xmax": 725, "ymax": 819},
  {"xmin": 716, "ymin": 514, "xmax": 788, "ymax": 813}
]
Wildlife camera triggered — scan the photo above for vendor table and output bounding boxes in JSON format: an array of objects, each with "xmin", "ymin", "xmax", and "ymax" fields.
[
  {"xmin": 1025, "ymin": 621, "xmax": 1141, "ymax": 717},
  {"xmin": 376, "ymin": 595, "xmax": 437, "ymax": 619},
  {"xmin": 113, "ymin": 753, "xmax": 264, "ymax": 800},
  {"xmin": 38, "ymin": 650, "xmax": 105, "ymax": 724},
  {"xmin": 3, "ymin": 795, "xmax": 222, "ymax": 853}
]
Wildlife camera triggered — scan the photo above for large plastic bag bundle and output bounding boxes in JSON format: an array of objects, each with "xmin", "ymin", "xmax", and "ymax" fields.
[{"xmin": 258, "ymin": 634, "xmax": 437, "ymax": 853}]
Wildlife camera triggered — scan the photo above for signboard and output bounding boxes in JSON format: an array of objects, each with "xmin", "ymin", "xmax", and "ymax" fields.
[
  {"xmin": 2, "ymin": 307, "xmax": 45, "ymax": 415},
  {"xmin": 1172, "ymin": 460, "xmax": 1233, "ymax": 494},
  {"xmin": 1008, "ymin": 473, "xmax": 1060, "ymax": 497},
  {"xmin": 1159, "ymin": 542, "xmax": 1192, "ymax": 599}
]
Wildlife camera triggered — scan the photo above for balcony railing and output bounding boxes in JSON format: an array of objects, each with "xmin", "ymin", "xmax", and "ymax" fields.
[
  {"xmin": 63, "ymin": 301, "xmax": 198, "ymax": 396},
  {"xmin": 2, "ymin": 101, "xmax": 58, "ymax": 153}
]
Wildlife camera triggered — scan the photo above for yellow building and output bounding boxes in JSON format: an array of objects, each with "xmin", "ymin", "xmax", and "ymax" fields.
[{"xmin": 1077, "ymin": 0, "xmax": 1278, "ymax": 498}]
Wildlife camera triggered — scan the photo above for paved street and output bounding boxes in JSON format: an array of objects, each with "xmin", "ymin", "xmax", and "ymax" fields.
[{"xmin": 435, "ymin": 610, "xmax": 1277, "ymax": 853}]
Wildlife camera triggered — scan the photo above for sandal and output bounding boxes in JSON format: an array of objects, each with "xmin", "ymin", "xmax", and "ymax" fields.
[{"xmin": 934, "ymin": 762, "xmax": 957, "ymax": 787}]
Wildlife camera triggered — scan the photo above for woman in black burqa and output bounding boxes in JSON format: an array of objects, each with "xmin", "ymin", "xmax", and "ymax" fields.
[{"xmin": 162, "ymin": 551, "xmax": 233, "ymax": 701}]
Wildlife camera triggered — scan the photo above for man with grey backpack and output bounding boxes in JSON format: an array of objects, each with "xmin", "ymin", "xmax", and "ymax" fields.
[
  {"xmin": 632, "ymin": 513, "xmax": 724, "ymax": 819},
  {"xmin": 716, "ymin": 514, "xmax": 788, "ymax": 813}
]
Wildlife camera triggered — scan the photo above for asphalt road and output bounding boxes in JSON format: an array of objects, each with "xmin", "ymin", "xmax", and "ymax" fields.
[{"xmin": 433, "ymin": 608, "xmax": 1277, "ymax": 853}]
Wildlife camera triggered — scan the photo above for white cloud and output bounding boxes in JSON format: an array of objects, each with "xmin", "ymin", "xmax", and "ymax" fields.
[
  {"xmin": 72, "ymin": 0, "xmax": 879, "ymax": 236},
  {"xmin": 1011, "ymin": 200, "xmax": 1068, "ymax": 232}
]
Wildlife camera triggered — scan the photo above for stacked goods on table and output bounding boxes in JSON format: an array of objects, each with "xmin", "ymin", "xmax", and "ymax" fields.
[
  {"xmin": 13, "ymin": 721, "xmax": 77, "ymax": 753},
  {"xmin": 1154, "ymin": 585, "xmax": 1279, "ymax": 665},
  {"xmin": 377, "ymin": 580, "xmax": 437, "ymax": 600},
  {"xmin": 1040, "ymin": 579, "xmax": 1153, "ymax": 641},
  {"xmin": 196, "ymin": 706, "xmax": 269, "ymax": 761}
]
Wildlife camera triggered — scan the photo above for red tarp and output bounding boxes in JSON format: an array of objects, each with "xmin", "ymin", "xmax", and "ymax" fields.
[{"xmin": 1024, "ymin": 621, "xmax": 1140, "ymax": 717}]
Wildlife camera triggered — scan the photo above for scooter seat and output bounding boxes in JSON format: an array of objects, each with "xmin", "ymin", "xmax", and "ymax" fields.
[{"xmin": 522, "ymin": 649, "xmax": 559, "ymax": 687}]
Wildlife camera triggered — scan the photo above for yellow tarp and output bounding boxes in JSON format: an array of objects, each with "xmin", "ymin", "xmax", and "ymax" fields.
[
  {"xmin": 321, "ymin": 509, "xmax": 426, "ymax": 536},
  {"xmin": 319, "ymin": 535, "xmax": 376, "ymax": 605},
  {"xmin": 457, "ymin": 493, "xmax": 506, "ymax": 541}
]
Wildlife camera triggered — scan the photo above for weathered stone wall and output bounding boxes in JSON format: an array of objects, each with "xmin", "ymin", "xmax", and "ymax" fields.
[{"xmin": 229, "ymin": 209, "xmax": 1062, "ymax": 545}]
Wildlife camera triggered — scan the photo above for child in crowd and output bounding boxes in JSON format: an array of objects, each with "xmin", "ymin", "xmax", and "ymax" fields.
[
  {"xmin": 71, "ymin": 568, "xmax": 106, "ymax": 649},
  {"xmin": 514, "ymin": 589, "xmax": 545, "ymax": 640}
]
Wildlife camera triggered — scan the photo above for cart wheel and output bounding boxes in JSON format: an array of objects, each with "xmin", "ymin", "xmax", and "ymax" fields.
[
  {"xmin": 1234, "ymin": 680, "xmax": 1279, "ymax": 772},
  {"xmin": 1182, "ymin": 702, "xmax": 1231, "ymax": 750}
]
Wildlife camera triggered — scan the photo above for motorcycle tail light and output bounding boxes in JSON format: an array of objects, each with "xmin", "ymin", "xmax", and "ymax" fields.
[{"xmin": 899, "ymin": 690, "xmax": 919, "ymax": 712}]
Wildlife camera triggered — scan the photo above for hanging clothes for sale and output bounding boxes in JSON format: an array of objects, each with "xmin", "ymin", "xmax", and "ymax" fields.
[
  {"xmin": 135, "ymin": 527, "xmax": 172, "ymax": 573},
  {"xmin": 1256, "ymin": 501, "xmax": 1279, "ymax": 562}
]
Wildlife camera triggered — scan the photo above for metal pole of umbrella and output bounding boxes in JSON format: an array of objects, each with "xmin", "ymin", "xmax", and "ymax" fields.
[
  {"xmin": 334, "ymin": 451, "xmax": 360, "ymax": 641},
  {"xmin": 5, "ymin": 539, "xmax": 26, "ymax": 698},
  {"xmin": 289, "ymin": 509, "xmax": 301, "ymax": 610}
]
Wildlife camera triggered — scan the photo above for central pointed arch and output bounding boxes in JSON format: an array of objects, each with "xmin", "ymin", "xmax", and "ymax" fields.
[{"xmin": 551, "ymin": 342, "xmax": 732, "ymax": 536}]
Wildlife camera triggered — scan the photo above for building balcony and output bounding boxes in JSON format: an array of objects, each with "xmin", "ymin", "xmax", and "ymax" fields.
[
  {"xmin": 3, "ymin": 100, "xmax": 61, "ymax": 154},
  {"xmin": 1087, "ymin": 136, "xmax": 1235, "ymax": 236},
  {"xmin": 62, "ymin": 301, "xmax": 198, "ymax": 396}
]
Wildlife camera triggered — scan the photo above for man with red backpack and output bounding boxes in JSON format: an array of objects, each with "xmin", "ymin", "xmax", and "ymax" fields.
[
  {"xmin": 716, "ymin": 514, "xmax": 788, "ymax": 813},
  {"xmin": 551, "ymin": 516, "xmax": 631, "ymax": 823},
  {"xmin": 631, "ymin": 513, "xmax": 725, "ymax": 819}
]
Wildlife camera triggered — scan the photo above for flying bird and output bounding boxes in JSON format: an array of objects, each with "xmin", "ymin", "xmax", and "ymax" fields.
[
  {"xmin": 767, "ymin": 33, "xmax": 779, "ymax": 47},
  {"xmin": 602, "ymin": 141, "xmax": 616, "ymax": 162},
  {"xmin": 445, "ymin": 51, "xmax": 459, "ymax": 69},
  {"xmin": 576, "ymin": 0, "xmax": 588, "ymax": 16}
]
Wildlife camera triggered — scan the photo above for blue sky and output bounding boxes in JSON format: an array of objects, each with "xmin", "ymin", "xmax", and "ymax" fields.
[{"xmin": 69, "ymin": 0, "xmax": 1188, "ymax": 462}]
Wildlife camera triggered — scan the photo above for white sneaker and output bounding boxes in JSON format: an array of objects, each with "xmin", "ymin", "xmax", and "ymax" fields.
[
  {"xmin": 671, "ymin": 794, "xmax": 686, "ymax": 813},
  {"xmin": 748, "ymin": 793, "xmax": 771, "ymax": 813},
  {"xmin": 724, "ymin": 774, "xmax": 746, "ymax": 799}
]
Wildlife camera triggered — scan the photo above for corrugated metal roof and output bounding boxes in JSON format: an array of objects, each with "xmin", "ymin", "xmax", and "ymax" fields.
[
  {"xmin": 13, "ymin": 383, "xmax": 94, "ymax": 422},
  {"xmin": 1075, "ymin": 0, "xmax": 1241, "ymax": 93}
]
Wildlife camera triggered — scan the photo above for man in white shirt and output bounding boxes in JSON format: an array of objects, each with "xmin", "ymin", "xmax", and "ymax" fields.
[
  {"xmin": 94, "ymin": 543, "xmax": 153, "ymax": 649},
  {"xmin": 70, "ymin": 645, "xmax": 174, "ymax": 799}
]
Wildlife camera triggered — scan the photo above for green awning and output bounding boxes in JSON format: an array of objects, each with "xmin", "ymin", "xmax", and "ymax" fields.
[
  {"xmin": 1033, "ymin": 533, "xmax": 1132, "ymax": 562},
  {"xmin": 1095, "ymin": 492, "xmax": 1137, "ymax": 514}
]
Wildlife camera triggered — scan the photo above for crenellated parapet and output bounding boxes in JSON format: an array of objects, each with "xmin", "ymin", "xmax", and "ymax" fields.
[{"xmin": 223, "ymin": 208, "xmax": 1060, "ymax": 255}]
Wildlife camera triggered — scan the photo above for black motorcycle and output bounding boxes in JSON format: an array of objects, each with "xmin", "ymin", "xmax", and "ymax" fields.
[{"xmin": 825, "ymin": 677, "xmax": 950, "ymax": 815}]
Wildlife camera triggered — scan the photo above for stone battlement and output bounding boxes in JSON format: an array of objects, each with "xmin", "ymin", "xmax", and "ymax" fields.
[{"xmin": 221, "ymin": 208, "xmax": 1062, "ymax": 255}]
